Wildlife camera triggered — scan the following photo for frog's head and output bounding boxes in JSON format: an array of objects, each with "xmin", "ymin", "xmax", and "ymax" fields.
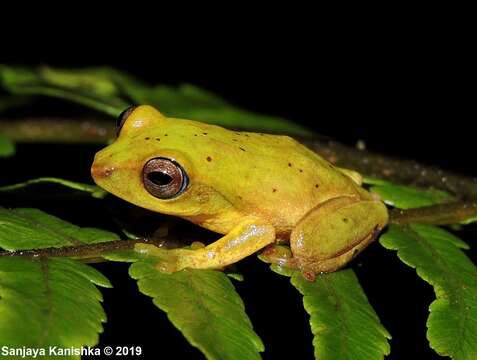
[{"xmin": 91, "ymin": 105, "xmax": 228, "ymax": 218}]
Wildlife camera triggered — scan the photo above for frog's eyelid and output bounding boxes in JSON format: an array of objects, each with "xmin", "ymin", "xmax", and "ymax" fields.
[
  {"xmin": 116, "ymin": 105, "xmax": 137, "ymax": 137},
  {"xmin": 180, "ymin": 167, "xmax": 190, "ymax": 193}
]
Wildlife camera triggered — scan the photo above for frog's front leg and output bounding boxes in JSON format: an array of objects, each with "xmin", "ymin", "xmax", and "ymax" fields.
[
  {"xmin": 136, "ymin": 217, "xmax": 275, "ymax": 272},
  {"xmin": 262, "ymin": 196, "xmax": 388, "ymax": 279}
]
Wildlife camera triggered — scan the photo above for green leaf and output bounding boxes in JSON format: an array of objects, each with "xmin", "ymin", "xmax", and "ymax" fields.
[
  {"xmin": 0, "ymin": 207, "xmax": 119, "ymax": 251},
  {"xmin": 0, "ymin": 256, "xmax": 110, "ymax": 357},
  {"xmin": 0, "ymin": 134, "xmax": 15, "ymax": 157},
  {"xmin": 380, "ymin": 224, "xmax": 477, "ymax": 359},
  {"xmin": 129, "ymin": 258, "xmax": 263, "ymax": 360},
  {"xmin": 0, "ymin": 208, "xmax": 113, "ymax": 355},
  {"xmin": 366, "ymin": 178, "xmax": 453, "ymax": 209},
  {"xmin": 103, "ymin": 250, "xmax": 142, "ymax": 263},
  {"xmin": 0, "ymin": 177, "xmax": 107, "ymax": 198},
  {"xmin": 226, "ymin": 272, "xmax": 244, "ymax": 282},
  {"xmin": 0, "ymin": 65, "xmax": 311, "ymax": 135},
  {"xmin": 0, "ymin": 65, "xmax": 128, "ymax": 116},
  {"xmin": 272, "ymin": 266, "xmax": 390, "ymax": 360},
  {"xmin": 460, "ymin": 214, "xmax": 477, "ymax": 225},
  {"xmin": 131, "ymin": 83, "xmax": 311, "ymax": 135}
]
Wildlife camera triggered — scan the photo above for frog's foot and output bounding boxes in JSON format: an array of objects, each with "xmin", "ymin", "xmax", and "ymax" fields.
[
  {"xmin": 260, "ymin": 244, "xmax": 317, "ymax": 281},
  {"xmin": 260, "ymin": 244, "xmax": 296, "ymax": 267},
  {"xmin": 135, "ymin": 243, "xmax": 182, "ymax": 273},
  {"xmin": 136, "ymin": 243, "xmax": 215, "ymax": 273},
  {"xmin": 156, "ymin": 255, "xmax": 179, "ymax": 273}
]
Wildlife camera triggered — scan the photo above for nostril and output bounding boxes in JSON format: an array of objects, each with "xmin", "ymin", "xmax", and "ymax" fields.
[
  {"xmin": 103, "ymin": 167, "xmax": 115, "ymax": 177},
  {"xmin": 91, "ymin": 165, "xmax": 115, "ymax": 179}
]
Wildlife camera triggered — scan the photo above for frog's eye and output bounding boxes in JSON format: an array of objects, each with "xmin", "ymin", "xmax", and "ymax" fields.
[
  {"xmin": 142, "ymin": 158, "xmax": 189, "ymax": 199},
  {"xmin": 116, "ymin": 105, "xmax": 137, "ymax": 136}
]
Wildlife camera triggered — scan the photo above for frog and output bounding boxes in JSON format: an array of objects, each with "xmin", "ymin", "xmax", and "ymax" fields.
[{"xmin": 91, "ymin": 105, "xmax": 388, "ymax": 280}]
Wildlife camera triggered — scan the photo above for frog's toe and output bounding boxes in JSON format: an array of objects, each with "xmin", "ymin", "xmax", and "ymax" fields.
[
  {"xmin": 155, "ymin": 255, "xmax": 179, "ymax": 273},
  {"xmin": 301, "ymin": 269, "xmax": 316, "ymax": 282},
  {"xmin": 190, "ymin": 241, "xmax": 206, "ymax": 249},
  {"xmin": 135, "ymin": 243, "xmax": 181, "ymax": 273},
  {"xmin": 259, "ymin": 244, "xmax": 298, "ymax": 268}
]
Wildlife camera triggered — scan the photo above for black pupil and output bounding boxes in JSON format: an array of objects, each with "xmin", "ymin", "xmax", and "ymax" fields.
[{"xmin": 147, "ymin": 171, "xmax": 173, "ymax": 186}]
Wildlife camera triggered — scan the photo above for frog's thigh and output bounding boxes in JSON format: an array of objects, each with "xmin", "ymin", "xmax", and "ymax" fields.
[
  {"xmin": 177, "ymin": 218, "xmax": 275, "ymax": 270},
  {"xmin": 291, "ymin": 196, "xmax": 388, "ymax": 273}
]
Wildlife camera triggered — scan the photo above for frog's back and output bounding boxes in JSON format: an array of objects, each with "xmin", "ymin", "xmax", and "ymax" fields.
[{"xmin": 156, "ymin": 119, "xmax": 368, "ymax": 230}]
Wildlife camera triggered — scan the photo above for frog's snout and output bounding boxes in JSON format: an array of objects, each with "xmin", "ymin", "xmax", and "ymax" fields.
[
  {"xmin": 91, "ymin": 151, "xmax": 116, "ymax": 182},
  {"xmin": 91, "ymin": 163, "xmax": 116, "ymax": 180}
]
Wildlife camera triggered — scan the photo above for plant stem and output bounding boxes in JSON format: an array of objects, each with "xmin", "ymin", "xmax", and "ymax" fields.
[
  {"xmin": 0, "ymin": 237, "xmax": 162, "ymax": 261},
  {"xmin": 300, "ymin": 137, "xmax": 477, "ymax": 200},
  {"xmin": 2, "ymin": 117, "xmax": 477, "ymax": 199},
  {"xmin": 0, "ymin": 117, "xmax": 114, "ymax": 143},
  {"xmin": 0, "ymin": 201, "xmax": 475, "ymax": 261},
  {"xmin": 389, "ymin": 201, "xmax": 477, "ymax": 225},
  {"xmin": 0, "ymin": 117, "xmax": 476, "ymax": 261}
]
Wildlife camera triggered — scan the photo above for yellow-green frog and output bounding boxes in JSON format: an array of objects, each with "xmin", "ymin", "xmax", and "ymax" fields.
[{"xmin": 91, "ymin": 105, "xmax": 388, "ymax": 280}]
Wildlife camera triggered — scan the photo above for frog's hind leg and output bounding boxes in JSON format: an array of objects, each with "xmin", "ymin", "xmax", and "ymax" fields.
[
  {"xmin": 261, "ymin": 196, "xmax": 388, "ymax": 280},
  {"xmin": 290, "ymin": 196, "xmax": 388, "ymax": 275}
]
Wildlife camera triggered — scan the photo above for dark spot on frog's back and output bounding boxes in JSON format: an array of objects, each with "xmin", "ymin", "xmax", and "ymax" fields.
[
  {"xmin": 144, "ymin": 137, "xmax": 150, "ymax": 140},
  {"xmin": 206, "ymin": 156, "xmax": 212, "ymax": 162},
  {"xmin": 272, "ymin": 188, "xmax": 277, "ymax": 193},
  {"xmin": 239, "ymin": 147, "xmax": 246, "ymax": 152}
]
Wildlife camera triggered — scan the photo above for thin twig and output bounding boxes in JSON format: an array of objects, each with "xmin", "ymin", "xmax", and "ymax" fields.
[
  {"xmin": 1, "ymin": 117, "xmax": 476, "ymax": 261},
  {"xmin": 0, "ymin": 117, "xmax": 114, "ymax": 143},
  {"xmin": 0, "ymin": 201, "xmax": 475, "ymax": 260},
  {"xmin": 389, "ymin": 201, "xmax": 477, "ymax": 225},
  {"xmin": 1, "ymin": 117, "xmax": 477, "ymax": 199},
  {"xmin": 300, "ymin": 137, "xmax": 477, "ymax": 200},
  {"xmin": 0, "ymin": 237, "xmax": 163, "ymax": 260}
]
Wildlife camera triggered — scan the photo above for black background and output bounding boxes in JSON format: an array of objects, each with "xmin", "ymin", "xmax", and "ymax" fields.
[{"xmin": 1, "ymin": 21, "xmax": 475, "ymax": 359}]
